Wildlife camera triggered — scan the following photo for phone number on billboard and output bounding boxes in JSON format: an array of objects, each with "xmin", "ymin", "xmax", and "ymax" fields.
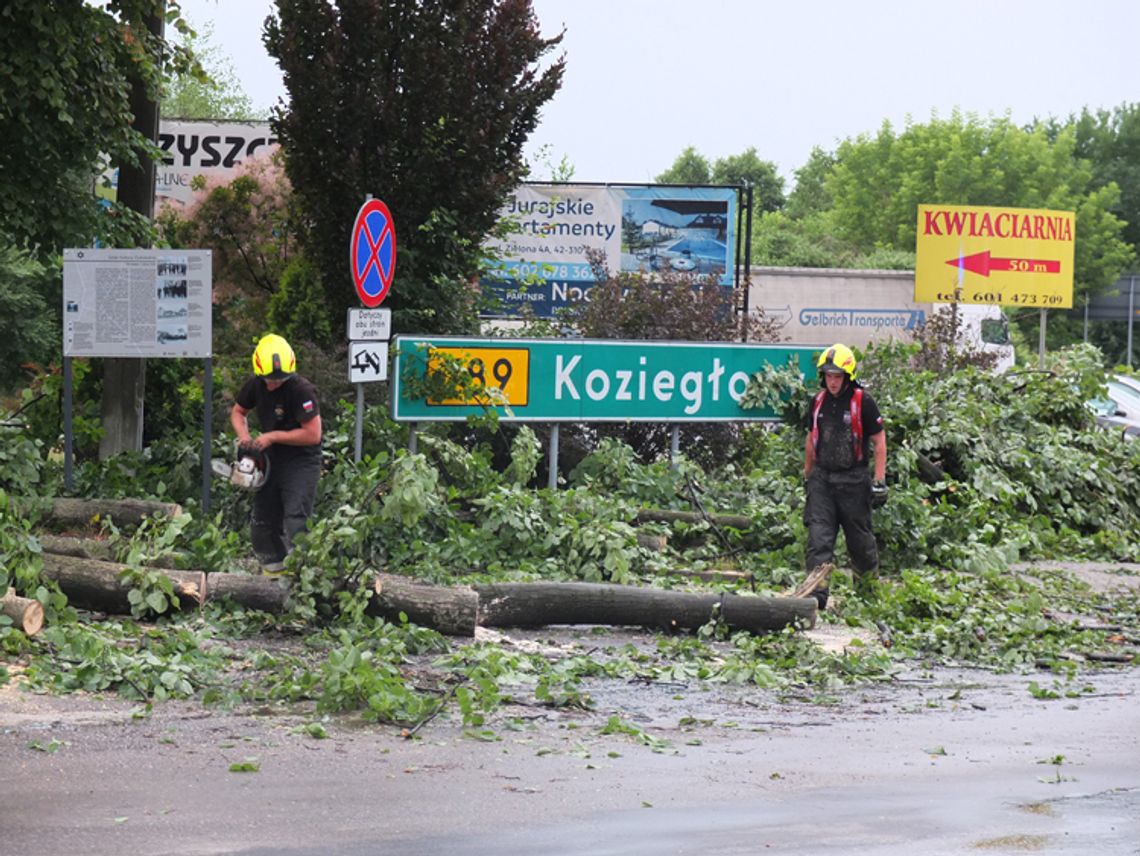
[{"xmin": 501, "ymin": 261, "xmax": 594, "ymax": 281}]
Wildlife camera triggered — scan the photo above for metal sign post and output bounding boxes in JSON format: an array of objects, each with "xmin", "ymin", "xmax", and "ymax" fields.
[{"xmin": 348, "ymin": 197, "xmax": 397, "ymax": 462}]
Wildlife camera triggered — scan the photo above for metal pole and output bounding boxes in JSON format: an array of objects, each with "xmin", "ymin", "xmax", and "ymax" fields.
[
  {"xmin": 63, "ymin": 357, "xmax": 74, "ymax": 492},
  {"xmin": 1083, "ymin": 300, "xmax": 1089, "ymax": 343},
  {"xmin": 1128, "ymin": 275, "xmax": 1135, "ymax": 369},
  {"xmin": 669, "ymin": 424, "xmax": 680, "ymax": 467},
  {"xmin": 740, "ymin": 185, "xmax": 754, "ymax": 342},
  {"xmin": 1038, "ymin": 308, "xmax": 1047, "ymax": 369},
  {"xmin": 354, "ymin": 384, "xmax": 364, "ymax": 462},
  {"xmin": 409, "ymin": 422, "xmax": 418, "ymax": 455},
  {"xmin": 547, "ymin": 423, "xmax": 560, "ymax": 490},
  {"xmin": 202, "ymin": 357, "xmax": 212, "ymax": 513}
]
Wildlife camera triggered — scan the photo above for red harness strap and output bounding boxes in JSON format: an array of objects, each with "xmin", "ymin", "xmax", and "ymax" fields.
[{"xmin": 810, "ymin": 388, "xmax": 863, "ymax": 461}]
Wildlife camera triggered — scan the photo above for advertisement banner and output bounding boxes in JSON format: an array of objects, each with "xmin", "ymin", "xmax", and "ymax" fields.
[
  {"xmin": 480, "ymin": 184, "xmax": 738, "ymax": 317},
  {"xmin": 391, "ymin": 336, "xmax": 817, "ymax": 422},
  {"xmin": 915, "ymin": 204, "xmax": 1075, "ymax": 308},
  {"xmin": 156, "ymin": 120, "xmax": 278, "ymax": 210},
  {"xmin": 63, "ymin": 248, "xmax": 213, "ymax": 358}
]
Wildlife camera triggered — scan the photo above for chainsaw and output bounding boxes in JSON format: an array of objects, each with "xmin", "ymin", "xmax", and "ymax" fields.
[{"xmin": 210, "ymin": 444, "xmax": 270, "ymax": 491}]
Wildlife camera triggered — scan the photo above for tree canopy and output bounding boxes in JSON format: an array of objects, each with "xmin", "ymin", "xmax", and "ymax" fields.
[
  {"xmin": 164, "ymin": 22, "xmax": 264, "ymax": 120},
  {"xmin": 656, "ymin": 146, "xmax": 785, "ymax": 213},
  {"xmin": 264, "ymin": 0, "xmax": 565, "ymax": 335},
  {"xmin": 0, "ymin": 0, "xmax": 198, "ymax": 256}
]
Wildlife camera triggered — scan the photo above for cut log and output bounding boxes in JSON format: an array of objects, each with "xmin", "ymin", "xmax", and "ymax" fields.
[
  {"xmin": 40, "ymin": 553, "xmax": 204, "ymax": 614},
  {"xmin": 29, "ymin": 497, "xmax": 184, "ymax": 530},
  {"xmin": 370, "ymin": 573, "xmax": 478, "ymax": 636},
  {"xmin": 473, "ymin": 581, "xmax": 815, "ymax": 633},
  {"xmin": 2, "ymin": 588, "xmax": 44, "ymax": 636},
  {"xmin": 39, "ymin": 534, "xmax": 193, "ymax": 571},
  {"xmin": 635, "ymin": 509, "xmax": 753, "ymax": 530},
  {"xmin": 38, "ymin": 534, "xmax": 116, "ymax": 561},
  {"xmin": 205, "ymin": 572, "xmax": 290, "ymax": 614}
]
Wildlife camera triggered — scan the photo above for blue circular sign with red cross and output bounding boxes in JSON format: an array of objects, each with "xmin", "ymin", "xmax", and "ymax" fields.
[{"xmin": 350, "ymin": 198, "xmax": 397, "ymax": 307}]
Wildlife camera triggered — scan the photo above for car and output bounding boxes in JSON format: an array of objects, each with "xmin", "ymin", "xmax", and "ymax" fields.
[{"xmin": 1089, "ymin": 374, "xmax": 1140, "ymax": 439}]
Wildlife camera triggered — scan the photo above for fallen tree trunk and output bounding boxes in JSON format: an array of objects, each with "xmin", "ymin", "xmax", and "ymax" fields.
[
  {"xmin": 206, "ymin": 573, "xmax": 290, "ymax": 614},
  {"xmin": 29, "ymin": 497, "xmax": 183, "ymax": 530},
  {"xmin": 40, "ymin": 553, "xmax": 204, "ymax": 614},
  {"xmin": 635, "ymin": 509, "xmax": 753, "ymax": 530},
  {"xmin": 370, "ymin": 573, "xmax": 478, "ymax": 636},
  {"xmin": 473, "ymin": 581, "xmax": 815, "ymax": 633},
  {"xmin": 36, "ymin": 554, "xmax": 812, "ymax": 637},
  {"xmin": 2, "ymin": 588, "xmax": 44, "ymax": 636}
]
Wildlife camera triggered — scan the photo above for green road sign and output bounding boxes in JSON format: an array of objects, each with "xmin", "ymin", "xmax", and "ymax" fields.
[{"xmin": 391, "ymin": 336, "xmax": 820, "ymax": 422}]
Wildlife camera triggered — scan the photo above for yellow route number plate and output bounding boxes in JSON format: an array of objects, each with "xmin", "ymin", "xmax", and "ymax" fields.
[{"xmin": 429, "ymin": 346, "xmax": 530, "ymax": 406}]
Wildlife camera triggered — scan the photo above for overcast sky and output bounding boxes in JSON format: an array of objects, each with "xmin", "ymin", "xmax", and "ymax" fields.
[{"xmin": 175, "ymin": 0, "xmax": 1140, "ymax": 186}]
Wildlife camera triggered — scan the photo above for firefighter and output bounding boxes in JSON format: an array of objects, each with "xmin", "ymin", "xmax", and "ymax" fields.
[
  {"xmin": 230, "ymin": 334, "xmax": 322, "ymax": 574},
  {"xmin": 802, "ymin": 343, "xmax": 887, "ymax": 609}
]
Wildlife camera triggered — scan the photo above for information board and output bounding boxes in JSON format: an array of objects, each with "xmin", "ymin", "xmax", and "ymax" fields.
[{"xmin": 63, "ymin": 248, "xmax": 212, "ymax": 358}]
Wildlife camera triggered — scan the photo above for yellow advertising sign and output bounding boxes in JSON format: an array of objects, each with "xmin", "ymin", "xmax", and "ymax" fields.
[
  {"xmin": 915, "ymin": 204, "xmax": 1075, "ymax": 308},
  {"xmin": 428, "ymin": 345, "xmax": 531, "ymax": 406}
]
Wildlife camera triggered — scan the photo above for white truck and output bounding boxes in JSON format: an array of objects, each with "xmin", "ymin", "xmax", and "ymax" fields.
[{"xmin": 746, "ymin": 265, "xmax": 1014, "ymax": 372}]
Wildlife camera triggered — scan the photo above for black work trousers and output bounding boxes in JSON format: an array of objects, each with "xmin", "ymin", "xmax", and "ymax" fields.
[
  {"xmin": 804, "ymin": 467, "xmax": 878, "ymax": 574},
  {"xmin": 251, "ymin": 453, "xmax": 321, "ymax": 568}
]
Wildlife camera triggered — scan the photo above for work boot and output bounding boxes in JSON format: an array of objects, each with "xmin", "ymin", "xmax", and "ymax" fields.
[
  {"xmin": 261, "ymin": 560, "xmax": 287, "ymax": 578},
  {"xmin": 813, "ymin": 587, "xmax": 829, "ymax": 611}
]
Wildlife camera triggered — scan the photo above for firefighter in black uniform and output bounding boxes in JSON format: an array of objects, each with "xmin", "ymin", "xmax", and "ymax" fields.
[
  {"xmin": 230, "ymin": 334, "xmax": 322, "ymax": 574},
  {"xmin": 802, "ymin": 343, "xmax": 887, "ymax": 609}
]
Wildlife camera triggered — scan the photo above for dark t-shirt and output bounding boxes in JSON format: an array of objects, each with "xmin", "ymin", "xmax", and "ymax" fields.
[
  {"xmin": 235, "ymin": 374, "xmax": 322, "ymax": 464},
  {"xmin": 803, "ymin": 384, "xmax": 883, "ymax": 471}
]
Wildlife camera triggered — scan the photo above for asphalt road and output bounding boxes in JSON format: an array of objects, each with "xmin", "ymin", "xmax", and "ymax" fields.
[{"xmin": 3, "ymin": 641, "xmax": 1138, "ymax": 856}]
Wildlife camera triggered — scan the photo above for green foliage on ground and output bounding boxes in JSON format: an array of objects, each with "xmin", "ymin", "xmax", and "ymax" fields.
[{"xmin": 1, "ymin": 341, "xmax": 1137, "ymax": 741}]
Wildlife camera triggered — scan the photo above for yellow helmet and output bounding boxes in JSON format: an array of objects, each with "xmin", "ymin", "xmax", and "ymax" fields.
[
  {"xmin": 817, "ymin": 343, "xmax": 857, "ymax": 381},
  {"xmin": 252, "ymin": 334, "xmax": 296, "ymax": 379}
]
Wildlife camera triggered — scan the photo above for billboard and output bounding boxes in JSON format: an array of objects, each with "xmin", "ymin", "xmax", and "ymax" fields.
[
  {"xmin": 97, "ymin": 120, "xmax": 280, "ymax": 212},
  {"xmin": 157, "ymin": 120, "xmax": 278, "ymax": 210},
  {"xmin": 480, "ymin": 184, "xmax": 738, "ymax": 318},
  {"xmin": 391, "ymin": 336, "xmax": 817, "ymax": 422},
  {"xmin": 915, "ymin": 204, "xmax": 1075, "ymax": 308},
  {"xmin": 63, "ymin": 248, "xmax": 213, "ymax": 358}
]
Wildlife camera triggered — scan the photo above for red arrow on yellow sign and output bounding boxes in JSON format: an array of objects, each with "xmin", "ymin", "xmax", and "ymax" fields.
[{"xmin": 946, "ymin": 251, "xmax": 1062, "ymax": 277}]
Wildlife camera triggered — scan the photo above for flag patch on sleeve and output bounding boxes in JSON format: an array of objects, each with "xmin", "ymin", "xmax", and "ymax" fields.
[{"xmin": 302, "ymin": 400, "xmax": 314, "ymax": 413}]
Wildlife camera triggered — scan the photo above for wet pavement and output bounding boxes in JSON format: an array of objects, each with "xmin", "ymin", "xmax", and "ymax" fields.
[{"xmin": 3, "ymin": 643, "xmax": 1138, "ymax": 856}]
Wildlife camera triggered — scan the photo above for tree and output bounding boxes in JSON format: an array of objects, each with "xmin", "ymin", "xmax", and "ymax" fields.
[
  {"xmin": 823, "ymin": 111, "xmax": 1135, "ymax": 299},
  {"xmin": 656, "ymin": 146, "xmax": 712, "ymax": 185},
  {"xmin": 1051, "ymin": 103, "xmax": 1140, "ymax": 255},
  {"xmin": 158, "ymin": 150, "xmax": 303, "ymax": 351},
  {"xmin": 711, "ymin": 147, "xmax": 785, "ymax": 213},
  {"xmin": 784, "ymin": 146, "xmax": 835, "ymax": 219},
  {"xmin": 0, "ymin": 247, "xmax": 56, "ymax": 395},
  {"xmin": 164, "ymin": 22, "xmax": 264, "ymax": 120},
  {"xmin": 0, "ymin": 0, "xmax": 199, "ymax": 256},
  {"xmin": 264, "ymin": 0, "xmax": 565, "ymax": 336}
]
